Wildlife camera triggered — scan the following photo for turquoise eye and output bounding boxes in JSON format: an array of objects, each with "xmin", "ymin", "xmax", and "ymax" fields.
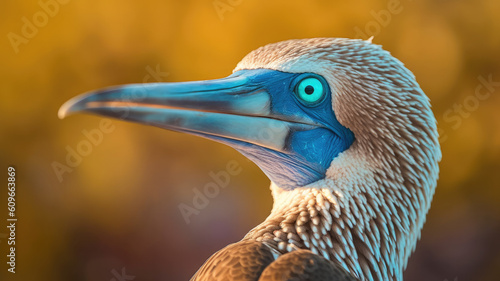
[{"xmin": 294, "ymin": 77, "xmax": 326, "ymax": 106}]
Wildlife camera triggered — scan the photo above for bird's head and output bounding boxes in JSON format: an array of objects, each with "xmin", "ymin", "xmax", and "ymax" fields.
[{"xmin": 59, "ymin": 37, "xmax": 439, "ymax": 192}]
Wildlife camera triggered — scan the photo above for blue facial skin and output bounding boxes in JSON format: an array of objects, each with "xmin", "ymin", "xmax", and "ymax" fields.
[{"xmin": 213, "ymin": 69, "xmax": 355, "ymax": 190}]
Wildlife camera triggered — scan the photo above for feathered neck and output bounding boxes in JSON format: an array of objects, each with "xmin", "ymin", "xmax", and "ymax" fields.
[{"xmin": 244, "ymin": 144, "xmax": 435, "ymax": 281}]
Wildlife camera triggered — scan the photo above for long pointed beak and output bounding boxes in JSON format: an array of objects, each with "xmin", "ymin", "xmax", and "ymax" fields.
[{"xmin": 59, "ymin": 73, "xmax": 315, "ymax": 152}]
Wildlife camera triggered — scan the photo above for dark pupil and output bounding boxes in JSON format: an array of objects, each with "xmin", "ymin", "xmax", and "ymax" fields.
[{"xmin": 304, "ymin": 85, "xmax": 314, "ymax": 95}]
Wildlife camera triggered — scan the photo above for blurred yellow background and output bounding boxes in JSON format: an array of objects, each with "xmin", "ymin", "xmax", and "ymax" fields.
[{"xmin": 1, "ymin": 0, "xmax": 499, "ymax": 280}]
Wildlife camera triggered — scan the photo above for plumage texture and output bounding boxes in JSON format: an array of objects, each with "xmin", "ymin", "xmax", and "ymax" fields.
[
  {"xmin": 259, "ymin": 249, "xmax": 358, "ymax": 281},
  {"xmin": 191, "ymin": 240, "xmax": 276, "ymax": 281},
  {"xmin": 194, "ymin": 38, "xmax": 441, "ymax": 281}
]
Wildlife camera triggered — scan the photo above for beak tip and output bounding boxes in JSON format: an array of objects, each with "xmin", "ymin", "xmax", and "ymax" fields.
[
  {"xmin": 57, "ymin": 107, "xmax": 68, "ymax": 119},
  {"xmin": 58, "ymin": 95, "xmax": 85, "ymax": 119}
]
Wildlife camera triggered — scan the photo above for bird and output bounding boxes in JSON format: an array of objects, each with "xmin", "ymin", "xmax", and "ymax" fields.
[{"xmin": 59, "ymin": 37, "xmax": 441, "ymax": 281}]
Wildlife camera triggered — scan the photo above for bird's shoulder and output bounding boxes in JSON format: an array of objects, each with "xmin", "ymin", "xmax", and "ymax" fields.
[
  {"xmin": 190, "ymin": 240, "xmax": 275, "ymax": 281},
  {"xmin": 190, "ymin": 240, "xmax": 358, "ymax": 281},
  {"xmin": 259, "ymin": 249, "xmax": 359, "ymax": 281}
]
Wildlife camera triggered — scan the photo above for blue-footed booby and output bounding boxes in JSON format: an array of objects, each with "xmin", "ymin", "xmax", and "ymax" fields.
[{"xmin": 59, "ymin": 38, "xmax": 441, "ymax": 281}]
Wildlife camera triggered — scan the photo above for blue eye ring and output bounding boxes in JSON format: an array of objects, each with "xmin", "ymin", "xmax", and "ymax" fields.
[{"xmin": 293, "ymin": 74, "xmax": 328, "ymax": 107}]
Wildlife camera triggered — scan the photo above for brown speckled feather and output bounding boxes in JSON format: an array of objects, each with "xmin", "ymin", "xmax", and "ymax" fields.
[
  {"xmin": 259, "ymin": 250, "xmax": 358, "ymax": 281},
  {"xmin": 191, "ymin": 240, "xmax": 276, "ymax": 281},
  {"xmin": 191, "ymin": 241, "xmax": 359, "ymax": 281}
]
